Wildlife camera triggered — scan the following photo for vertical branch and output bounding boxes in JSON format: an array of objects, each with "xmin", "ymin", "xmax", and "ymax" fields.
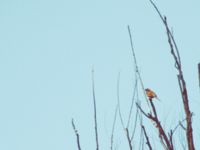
[
  {"xmin": 127, "ymin": 79, "xmax": 138, "ymax": 128},
  {"xmin": 148, "ymin": 1, "xmax": 195, "ymax": 149},
  {"xmin": 198, "ymin": 63, "xmax": 200, "ymax": 89},
  {"xmin": 168, "ymin": 130, "xmax": 174, "ymax": 150},
  {"xmin": 110, "ymin": 104, "xmax": 118, "ymax": 150},
  {"xmin": 117, "ymin": 73, "xmax": 133, "ymax": 150},
  {"xmin": 117, "ymin": 72, "xmax": 125, "ymax": 128},
  {"xmin": 139, "ymin": 111, "xmax": 145, "ymax": 150},
  {"xmin": 127, "ymin": 26, "xmax": 138, "ymax": 72},
  {"xmin": 125, "ymin": 128, "xmax": 133, "ymax": 150},
  {"xmin": 72, "ymin": 119, "xmax": 82, "ymax": 150},
  {"xmin": 127, "ymin": 26, "xmax": 150, "ymax": 108},
  {"xmin": 126, "ymin": 27, "xmax": 145, "ymax": 149},
  {"xmin": 149, "ymin": 99, "xmax": 158, "ymax": 119},
  {"xmin": 165, "ymin": 14, "xmax": 195, "ymax": 150},
  {"xmin": 92, "ymin": 69, "xmax": 99, "ymax": 150},
  {"xmin": 131, "ymin": 108, "xmax": 139, "ymax": 141},
  {"xmin": 148, "ymin": 0, "xmax": 181, "ymax": 65},
  {"xmin": 131, "ymin": 83, "xmax": 141, "ymax": 142},
  {"xmin": 141, "ymin": 125, "xmax": 152, "ymax": 150}
]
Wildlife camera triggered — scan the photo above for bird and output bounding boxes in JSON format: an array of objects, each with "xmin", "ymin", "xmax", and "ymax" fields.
[{"xmin": 145, "ymin": 88, "xmax": 160, "ymax": 100}]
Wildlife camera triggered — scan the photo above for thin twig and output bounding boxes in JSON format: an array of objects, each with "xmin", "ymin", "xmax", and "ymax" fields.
[
  {"xmin": 127, "ymin": 26, "xmax": 138, "ymax": 72},
  {"xmin": 198, "ymin": 63, "xmax": 200, "ymax": 89},
  {"xmin": 125, "ymin": 128, "xmax": 133, "ymax": 150},
  {"xmin": 142, "ymin": 125, "xmax": 152, "ymax": 150},
  {"xmin": 136, "ymin": 103, "xmax": 149, "ymax": 118},
  {"xmin": 136, "ymin": 100, "xmax": 173, "ymax": 150},
  {"xmin": 127, "ymin": 27, "xmax": 144, "ymax": 147},
  {"xmin": 92, "ymin": 69, "xmax": 99, "ymax": 150},
  {"xmin": 131, "ymin": 85, "xmax": 140, "ymax": 141},
  {"xmin": 117, "ymin": 72, "xmax": 125, "ymax": 129},
  {"xmin": 116, "ymin": 72, "xmax": 133, "ymax": 149},
  {"xmin": 72, "ymin": 118, "xmax": 81, "ymax": 150},
  {"xmin": 127, "ymin": 79, "xmax": 138, "ymax": 128},
  {"xmin": 111, "ymin": 104, "xmax": 118, "ymax": 150},
  {"xmin": 131, "ymin": 108, "xmax": 139, "ymax": 141},
  {"xmin": 168, "ymin": 130, "xmax": 174, "ymax": 150},
  {"xmin": 127, "ymin": 26, "xmax": 150, "ymax": 109},
  {"xmin": 148, "ymin": 0, "xmax": 181, "ymax": 66},
  {"xmin": 139, "ymin": 111, "xmax": 144, "ymax": 150},
  {"xmin": 172, "ymin": 113, "xmax": 193, "ymax": 134}
]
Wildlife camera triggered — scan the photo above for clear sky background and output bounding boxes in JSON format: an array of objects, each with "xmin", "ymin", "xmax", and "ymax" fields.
[{"xmin": 0, "ymin": 0, "xmax": 200, "ymax": 149}]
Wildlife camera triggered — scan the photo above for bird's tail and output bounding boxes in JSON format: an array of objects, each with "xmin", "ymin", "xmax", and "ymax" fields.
[{"xmin": 155, "ymin": 97, "xmax": 161, "ymax": 101}]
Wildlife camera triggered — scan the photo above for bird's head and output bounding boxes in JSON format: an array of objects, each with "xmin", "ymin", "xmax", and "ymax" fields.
[{"xmin": 145, "ymin": 88, "xmax": 150, "ymax": 92}]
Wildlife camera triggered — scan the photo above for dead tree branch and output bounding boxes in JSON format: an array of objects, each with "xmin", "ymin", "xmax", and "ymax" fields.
[
  {"xmin": 125, "ymin": 128, "xmax": 133, "ymax": 150},
  {"xmin": 72, "ymin": 119, "xmax": 82, "ymax": 150},
  {"xmin": 139, "ymin": 112, "xmax": 145, "ymax": 150},
  {"xmin": 148, "ymin": 1, "xmax": 195, "ymax": 149},
  {"xmin": 131, "ymin": 107, "xmax": 139, "ymax": 141},
  {"xmin": 172, "ymin": 113, "xmax": 194, "ymax": 135},
  {"xmin": 136, "ymin": 100, "xmax": 174, "ymax": 150},
  {"xmin": 128, "ymin": 26, "xmax": 150, "ymax": 109},
  {"xmin": 110, "ymin": 104, "xmax": 118, "ymax": 150},
  {"xmin": 92, "ymin": 69, "xmax": 99, "ymax": 150},
  {"xmin": 117, "ymin": 72, "xmax": 125, "ymax": 129},
  {"xmin": 127, "ymin": 79, "xmax": 138, "ymax": 128},
  {"xmin": 142, "ymin": 125, "xmax": 152, "ymax": 150},
  {"xmin": 116, "ymin": 72, "xmax": 133, "ymax": 150},
  {"xmin": 198, "ymin": 63, "xmax": 200, "ymax": 89}
]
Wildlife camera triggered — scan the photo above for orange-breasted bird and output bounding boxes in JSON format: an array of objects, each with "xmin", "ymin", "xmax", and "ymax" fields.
[{"xmin": 145, "ymin": 88, "xmax": 160, "ymax": 100}]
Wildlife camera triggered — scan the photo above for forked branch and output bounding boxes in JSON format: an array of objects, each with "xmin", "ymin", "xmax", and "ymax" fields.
[
  {"xmin": 136, "ymin": 100, "xmax": 174, "ymax": 150},
  {"xmin": 142, "ymin": 125, "xmax": 152, "ymax": 150},
  {"xmin": 148, "ymin": 1, "xmax": 195, "ymax": 149}
]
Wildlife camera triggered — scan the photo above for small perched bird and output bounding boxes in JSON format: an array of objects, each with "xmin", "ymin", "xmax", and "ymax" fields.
[{"xmin": 145, "ymin": 88, "xmax": 160, "ymax": 100}]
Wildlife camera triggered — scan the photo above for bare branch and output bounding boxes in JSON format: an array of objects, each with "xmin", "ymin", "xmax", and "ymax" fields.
[
  {"xmin": 136, "ymin": 102, "xmax": 150, "ymax": 119},
  {"xmin": 137, "ymin": 100, "xmax": 174, "ymax": 150},
  {"xmin": 198, "ymin": 63, "xmax": 200, "ymax": 89},
  {"xmin": 168, "ymin": 130, "xmax": 174, "ymax": 150},
  {"xmin": 172, "ymin": 113, "xmax": 194, "ymax": 134},
  {"xmin": 148, "ymin": 0, "xmax": 181, "ymax": 65},
  {"xmin": 148, "ymin": 0, "xmax": 164, "ymax": 22},
  {"xmin": 127, "ymin": 26, "xmax": 150, "ymax": 109},
  {"xmin": 117, "ymin": 72, "xmax": 125, "ymax": 129},
  {"xmin": 127, "ymin": 79, "xmax": 138, "ymax": 128},
  {"xmin": 111, "ymin": 104, "xmax": 118, "ymax": 150},
  {"xmin": 116, "ymin": 72, "xmax": 134, "ymax": 150},
  {"xmin": 72, "ymin": 119, "xmax": 81, "ymax": 150},
  {"xmin": 92, "ymin": 69, "xmax": 99, "ymax": 150},
  {"xmin": 141, "ymin": 125, "xmax": 152, "ymax": 150},
  {"xmin": 149, "ymin": 99, "xmax": 158, "ymax": 119},
  {"xmin": 149, "ymin": 100, "xmax": 173, "ymax": 150},
  {"xmin": 148, "ymin": 1, "xmax": 195, "ymax": 149},
  {"xmin": 139, "ymin": 112, "xmax": 145, "ymax": 150},
  {"xmin": 131, "ymin": 108, "xmax": 139, "ymax": 141},
  {"xmin": 125, "ymin": 128, "xmax": 133, "ymax": 150}
]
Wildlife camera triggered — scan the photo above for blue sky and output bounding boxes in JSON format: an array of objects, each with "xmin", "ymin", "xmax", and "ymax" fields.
[{"xmin": 0, "ymin": 0, "xmax": 200, "ymax": 149}]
